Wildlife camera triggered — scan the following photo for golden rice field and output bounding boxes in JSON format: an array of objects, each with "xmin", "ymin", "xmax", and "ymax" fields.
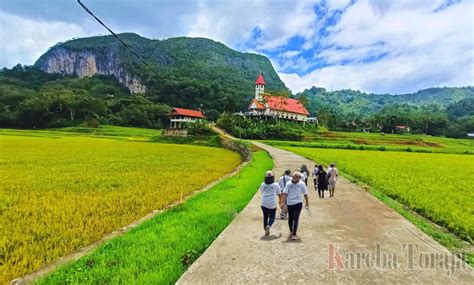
[
  {"xmin": 0, "ymin": 134, "xmax": 240, "ymax": 282},
  {"xmin": 283, "ymin": 147, "xmax": 474, "ymax": 241}
]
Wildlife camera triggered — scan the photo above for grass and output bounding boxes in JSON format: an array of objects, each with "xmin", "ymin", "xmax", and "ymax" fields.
[
  {"xmin": 280, "ymin": 146, "xmax": 474, "ymax": 263},
  {"xmin": 266, "ymin": 131, "xmax": 474, "ymax": 155},
  {"xmin": 37, "ymin": 151, "xmax": 273, "ymax": 284},
  {"xmin": 151, "ymin": 134, "xmax": 222, "ymax": 147},
  {"xmin": 54, "ymin": 125, "xmax": 163, "ymax": 139},
  {"xmin": 0, "ymin": 125, "xmax": 162, "ymax": 141},
  {"xmin": 0, "ymin": 131, "xmax": 240, "ymax": 283},
  {"xmin": 0, "ymin": 125, "xmax": 224, "ymax": 147}
]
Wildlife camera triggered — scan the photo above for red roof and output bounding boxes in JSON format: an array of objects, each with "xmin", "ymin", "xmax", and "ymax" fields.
[
  {"xmin": 255, "ymin": 73, "xmax": 266, "ymax": 85},
  {"xmin": 169, "ymin": 107, "xmax": 206, "ymax": 118},
  {"xmin": 248, "ymin": 99, "xmax": 265, "ymax": 110},
  {"xmin": 262, "ymin": 95, "xmax": 309, "ymax": 115}
]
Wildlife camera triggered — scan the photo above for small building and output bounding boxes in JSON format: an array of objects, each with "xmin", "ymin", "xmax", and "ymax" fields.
[
  {"xmin": 395, "ymin": 125, "xmax": 411, "ymax": 133},
  {"xmin": 168, "ymin": 107, "xmax": 206, "ymax": 129},
  {"xmin": 248, "ymin": 73, "xmax": 309, "ymax": 122}
]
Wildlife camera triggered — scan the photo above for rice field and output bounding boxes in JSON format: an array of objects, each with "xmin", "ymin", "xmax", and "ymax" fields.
[
  {"xmin": 0, "ymin": 133, "xmax": 240, "ymax": 282},
  {"xmin": 282, "ymin": 147, "xmax": 474, "ymax": 241},
  {"xmin": 266, "ymin": 131, "xmax": 474, "ymax": 154},
  {"xmin": 37, "ymin": 151, "xmax": 273, "ymax": 284}
]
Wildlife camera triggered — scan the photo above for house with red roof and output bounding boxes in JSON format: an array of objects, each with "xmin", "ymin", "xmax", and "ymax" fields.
[
  {"xmin": 248, "ymin": 73, "xmax": 309, "ymax": 122},
  {"xmin": 168, "ymin": 107, "xmax": 206, "ymax": 129},
  {"xmin": 395, "ymin": 125, "xmax": 411, "ymax": 133}
]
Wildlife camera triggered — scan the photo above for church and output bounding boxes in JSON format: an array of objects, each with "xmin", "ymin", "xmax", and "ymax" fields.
[{"xmin": 248, "ymin": 73, "xmax": 309, "ymax": 122}]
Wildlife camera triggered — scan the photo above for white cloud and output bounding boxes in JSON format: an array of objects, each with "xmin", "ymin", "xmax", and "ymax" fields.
[
  {"xmin": 282, "ymin": 50, "xmax": 302, "ymax": 58},
  {"xmin": 186, "ymin": 0, "xmax": 317, "ymax": 51},
  {"xmin": 326, "ymin": 0, "xmax": 352, "ymax": 11},
  {"xmin": 280, "ymin": 0, "xmax": 474, "ymax": 94},
  {"xmin": 0, "ymin": 12, "xmax": 89, "ymax": 68}
]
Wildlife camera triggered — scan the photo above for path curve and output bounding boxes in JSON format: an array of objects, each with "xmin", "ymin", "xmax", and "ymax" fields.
[{"xmin": 177, "ymin": 142, "xmax": 473, "ymax": 284}]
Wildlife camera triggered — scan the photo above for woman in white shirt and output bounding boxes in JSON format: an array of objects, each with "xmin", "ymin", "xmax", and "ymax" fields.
[
  {"xmin": 281, "ymin": 171, "xmax": 309, "ymax": 240},
  {"xmin": 259, "ymin": 170, "xmax": 282, "ymax": 236}
]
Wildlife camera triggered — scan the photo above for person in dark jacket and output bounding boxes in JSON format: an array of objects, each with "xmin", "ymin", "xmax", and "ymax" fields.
[{"xmin": 315, "ymin": 165, "xmax": 328, "ymax": 198}]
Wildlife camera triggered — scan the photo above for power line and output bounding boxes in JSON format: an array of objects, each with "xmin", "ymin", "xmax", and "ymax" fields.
[
  {"xmin": 76, "ymin": 0, "xmax": 207, "ymax": 111},
  {"xmin": 76, "ymin": 0, "xmax": 163, "ymax": 80}
]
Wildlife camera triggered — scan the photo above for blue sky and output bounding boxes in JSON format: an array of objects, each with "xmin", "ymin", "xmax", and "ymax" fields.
[{"xmin": 0, "ymin": 0, "xmax": 473, "ymax": 94}]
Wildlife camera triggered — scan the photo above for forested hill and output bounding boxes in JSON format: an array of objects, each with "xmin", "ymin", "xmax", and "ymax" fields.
[
  {"xmin": 299, "ymin": 86, "xmax": 474, "ymax": 119},
  {"xmin": 34, "ymin": 33, "xmax": 286, "ymax": 117}
]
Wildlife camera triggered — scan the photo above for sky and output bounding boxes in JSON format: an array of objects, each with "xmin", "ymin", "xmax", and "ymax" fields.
[{"xmin": 0, "ymin": 0, "xmax": 473, "ymax": 94}]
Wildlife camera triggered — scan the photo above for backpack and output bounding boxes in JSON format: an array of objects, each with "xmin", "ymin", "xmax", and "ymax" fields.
[{"xmin": 318, "ymin": 170, "xmax": 328, "ymax": 183}]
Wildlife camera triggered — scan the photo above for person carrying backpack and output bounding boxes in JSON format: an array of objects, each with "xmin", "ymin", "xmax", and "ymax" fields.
[
  {"xmin": 327, "ymin": 163, "xmax": 339, "ymax": 197},
  {"xmin": 259, "ymin": 170, "xmax": 282, "ymax": 236},
  {"xmin": 315, "ymin": 165, "xmax": 328, "ymax": 198},
  {"xmin": 277, "ymin": 170, "xmax": 292, "ymax": 219}
]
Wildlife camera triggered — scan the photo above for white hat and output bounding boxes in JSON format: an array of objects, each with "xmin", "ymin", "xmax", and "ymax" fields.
[
  {"xmin": 292, "ymin": 171, "xmax": 302, "ymax": 177},
  {"xmin": 265, "ymin": 170, "xmax": 274, "ymax": 177}
]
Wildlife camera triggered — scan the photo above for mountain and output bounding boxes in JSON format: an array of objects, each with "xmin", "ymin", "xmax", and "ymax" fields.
[
  {"xmin": 299, "ymin": 86, "xmax": 474, "ymax": 118},
  {"xmin": 34, "ymin": 33, "xmax": 287, "ymax": 117}
]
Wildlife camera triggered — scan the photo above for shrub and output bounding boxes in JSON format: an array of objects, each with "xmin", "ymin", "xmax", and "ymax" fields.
[
  {"xmin": 186, "ymin": 120, "xmax": 212, "ymax": 136},
  {"xmin": 216, "ymin": 113, "xmax": 309, "ymax": 140}
]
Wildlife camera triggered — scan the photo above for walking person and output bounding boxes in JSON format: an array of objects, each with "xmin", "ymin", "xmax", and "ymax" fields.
[
  {"xmin": 277, "ymin": 170, "xmax": 292, "ymax": 220},
  {"xmin": 327, "ymin": 163, "xmax": 339, "ymax": 197},
  {"xmin": 312, "ymin": 164, "xmax": 319, "ymax": 192},
  {"xmin": 260, "ymin": 171, "xmax": 281, "ymax": 236},
  {"xmin": 281, "ymin": 171, "xmax": 309, "ymax": 241},
  {"xmin": 315, "ymin": 165, "xmax": 328, "ymax": 198},
  {"xmin": 300, "ymin": 165, "xmax": 309, "ymax": 186}
]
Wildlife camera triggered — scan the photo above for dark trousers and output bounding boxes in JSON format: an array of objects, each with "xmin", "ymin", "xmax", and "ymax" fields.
[
  {"xmin": 287, "ymin": 203, "xmax": 303, "ymax": 235},
  {"xmin": 318, "ymin": 188, "xmax": 325, "ymax": 198},
  {"xmin": 261, "ymin": 206, "xmax": 276, "ymax": 229}
]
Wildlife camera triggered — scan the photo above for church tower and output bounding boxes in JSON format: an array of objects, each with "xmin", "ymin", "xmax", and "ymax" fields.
[{"xmin": 255, "ymin": 73, "xmax": 265, "ymax": 101}]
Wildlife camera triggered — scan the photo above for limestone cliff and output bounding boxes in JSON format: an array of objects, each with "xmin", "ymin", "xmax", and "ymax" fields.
[{"xmin": 35, "ymin": 47, "xmax": 146, "ymax": 94}]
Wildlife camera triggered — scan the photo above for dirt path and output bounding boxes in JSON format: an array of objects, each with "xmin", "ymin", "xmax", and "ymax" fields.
[{"xmin": 177, "ymin": 142, "xmax": 473, "ymax": 284}]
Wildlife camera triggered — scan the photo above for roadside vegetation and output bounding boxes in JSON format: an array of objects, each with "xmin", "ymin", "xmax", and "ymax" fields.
[
  {"xmin": 37, "ymin": 151, "xmax": 272, "ymax": 284},
  {"xmin": 217, "ymin": 112, "xmax": 322, "ymax": 140},
  {"xmin": 0, "ymin": 130, "xmax": 240, "ymax": 282}
]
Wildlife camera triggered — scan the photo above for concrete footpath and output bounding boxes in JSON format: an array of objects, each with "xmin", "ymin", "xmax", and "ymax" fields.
[{"xmin": 177, "ymin": 142, "xmax": 473, "ymax": 284}]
